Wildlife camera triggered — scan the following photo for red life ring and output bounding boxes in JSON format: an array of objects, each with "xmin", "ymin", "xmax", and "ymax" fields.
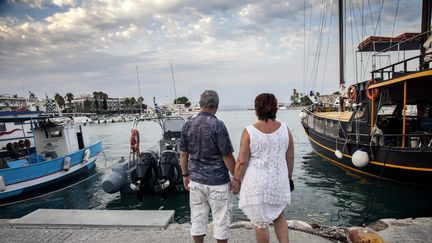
[
  {"xmin": 366, "ymin": 79, "xmax": 379, "ymax": 101},
  {"xmin": 130, "ymin": 129, "xmax": 140, "ymax": 154},
  {"xmin": 347, "ymin": 85, "xmax": 357, "ymax": 102}
]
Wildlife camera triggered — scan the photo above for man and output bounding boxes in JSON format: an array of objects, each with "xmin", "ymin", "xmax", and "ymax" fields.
[{"xmin": 180, "ymin": 90, "xmax": 236, "ymax": 243}]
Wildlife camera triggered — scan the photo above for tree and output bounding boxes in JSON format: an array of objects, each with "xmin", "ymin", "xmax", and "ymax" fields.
[
  {"xmin": 54, "ymin": 93, "xmax": 65, "ymax": 108},
  {"xmin": 137, "ymin": 96, "xmax": 147, "ymax": 111},
  {"xmin": 130, "ymin": 97, "xmax": 136, "ymax": 112},
  {"xmin": 290, "ymin": 89, "xmax": 300, "ymax": 106},
  {"xmin": 93, "ymin": 91, "xmax": 100, "ymax": 112},
  {"xmin": 123, "ymin": 98, "xmax": 130, "ymax": 113},
  {"xmin": 100, "ymin": 92, "xmax": 108, "ymax": 111},
  {"xmin": 83, "ymin": 99, "xmax": 92, "ymax": 113},
  {"xmin": 65, "ymin": 93, "xmax": 74, "ymax": 104},
  {"xmin": 174, "ymin": 96, "xmax": 191, "ymax": 107}
]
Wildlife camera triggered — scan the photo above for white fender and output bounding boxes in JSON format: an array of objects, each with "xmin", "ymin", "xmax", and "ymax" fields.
[
  {"xmin": 82, "ymin": 149, "xmax": 90, "ymax": 163},
  {"xmin": 352, "ymin": 149, "xmax": 369, "ymax": 168},
  {"xmin": 334, "ymin": 150, "xmax": 343, "ymax": 159},
  {"xmin": 0, "ymin": 175, "xmax": 5, "ymax": 192},
  {"xmin": 299, "ymin": 111, "xmax": 307, "ymax": 120},
  {"xmin": 63, "ymin": 156, "xmax": 71, "ymax": 171}
]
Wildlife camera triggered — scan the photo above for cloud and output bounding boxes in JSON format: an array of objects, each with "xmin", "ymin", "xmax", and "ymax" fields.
[{"xmin": 0, "ymin": 0, "xmax": 425, "ymax": 106}]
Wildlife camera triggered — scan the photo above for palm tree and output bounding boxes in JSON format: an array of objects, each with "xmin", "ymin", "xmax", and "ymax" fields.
[
  {"xmin": 64, "ymin": 93, "xmax": 74, "ymax": 112},
  {"xmin": 93, "ymin": 91, "xmax": 101, "ymax": 113},
  {"xmin": 54, "ymin": 93, "xmax": 65, "ymax": 108},
  {"xmin": 123, "ymin": 98, "xmax": 130, "ymax": 113},
  {"xmin": 100, "ymin": 92, "xmax": 108, "ymax": 111},
  {"xmin": 130, "ymin": 97, "xmax": 136, "ymax": 113}
]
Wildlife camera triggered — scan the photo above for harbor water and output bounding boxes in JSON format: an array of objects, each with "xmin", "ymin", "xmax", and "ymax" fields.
[{"xmin": 0, "ymin": 110, "xmax": 431, "ymax": 227}]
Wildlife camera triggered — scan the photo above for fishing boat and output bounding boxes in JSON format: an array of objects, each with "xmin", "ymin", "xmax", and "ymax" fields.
[
  {"xmin": 0, "ymin": 113, "xmax": 103, "ymax": 202},
  {"xmin": 101, "ymin": 103, "xmax": 186, "ymax": 200},
  {"xmin": 300, "ymin": 0, "xmax": 432, "ymax": 185}
]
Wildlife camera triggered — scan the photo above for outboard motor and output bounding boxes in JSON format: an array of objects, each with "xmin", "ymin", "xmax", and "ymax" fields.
[
  {"xmin": 158, "ymin": 150, "xmax": 183, "ymax": 191},
  {"xmin": 136, "ymin": 151, "xmax": 159, "ymax": 193},
  {"xmin": 102, "ymin": 157, "xmax": 127, "ymax": 194}
]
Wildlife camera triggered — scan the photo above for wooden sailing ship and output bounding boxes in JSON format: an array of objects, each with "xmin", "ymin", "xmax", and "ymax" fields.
[{"xmin": 300, "ymin": 0, "xmax": 432, "ymax": 185}]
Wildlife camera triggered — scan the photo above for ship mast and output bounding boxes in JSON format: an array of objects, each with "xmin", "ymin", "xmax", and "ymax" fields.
[
  {"xmin": 420, "ymin": 0, "xmax": 432, "ymax": 70},
  {"xmin": 338, "ymin": 0, "xmax": 344, "ymax": 111}
]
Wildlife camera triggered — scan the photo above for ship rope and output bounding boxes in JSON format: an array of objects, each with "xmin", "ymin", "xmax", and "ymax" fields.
[
  {"xmin": 288, "ymin": 225, "xmax": 350, "ymax": 243},
  {"xmin": 0, "ymin": 150, "xmax": 115, "ymax": 208}
]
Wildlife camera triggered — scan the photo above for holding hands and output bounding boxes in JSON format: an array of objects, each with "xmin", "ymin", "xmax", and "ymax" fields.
[{"xmin": 231, "ymin": 177, "xmax": 241, "ymax": 194}]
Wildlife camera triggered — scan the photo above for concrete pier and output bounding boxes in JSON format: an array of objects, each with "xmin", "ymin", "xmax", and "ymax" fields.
[{"xmin": 1, "ymin": 209, "xmax": 431, "ymax": 242}]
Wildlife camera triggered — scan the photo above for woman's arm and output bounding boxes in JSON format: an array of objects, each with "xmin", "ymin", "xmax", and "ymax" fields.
[
  {"xmin": 286, "ymin": 129, "xmax": 294, "ymax": 179},
  {"xmin": 231, "ymin": 129, "xmax": 250, "ymax": 194}
]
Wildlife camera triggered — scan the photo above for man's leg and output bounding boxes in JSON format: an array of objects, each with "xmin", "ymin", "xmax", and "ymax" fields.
[
  {"xmin": 273, "ymin": 212, "xmax": 289, "ymax": 243},
  {"xmin": 190, "ymin": 182, "xmax": 210, "ymax": 243},
  {"xmin": 209, "ymin": 183, "xmax": 232, "ymax": 242}
]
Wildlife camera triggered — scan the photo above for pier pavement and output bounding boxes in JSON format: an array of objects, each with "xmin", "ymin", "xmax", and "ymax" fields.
[{"xmin": 0, "ymin": 209, "xmax": 431, "ymax": 242}]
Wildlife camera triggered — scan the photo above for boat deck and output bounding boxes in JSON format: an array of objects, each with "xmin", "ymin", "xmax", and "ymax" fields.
[{"xmin": 313, "ymin": 111, "xmax": 353, "ymax": 122}]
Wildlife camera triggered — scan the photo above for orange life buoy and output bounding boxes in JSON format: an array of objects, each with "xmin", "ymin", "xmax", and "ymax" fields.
[
  {"xmin": 366, "ymin": 79, "xmax": 379, "ymax": 101},
  {"xmin": 130, "ymin": 129, "xmax": 140, "ymax": 154},
  {"xmin": 347, "ymin": 85, "xmax": 357, "ymax": 103}
]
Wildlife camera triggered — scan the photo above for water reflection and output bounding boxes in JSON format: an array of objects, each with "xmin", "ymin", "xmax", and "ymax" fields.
[{"xmin": 298, "ymin": 152, "xmax": 432, "ymax": 226}]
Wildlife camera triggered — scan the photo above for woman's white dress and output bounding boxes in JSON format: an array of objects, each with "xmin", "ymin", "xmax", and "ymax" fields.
[{"xmin": 238, "ymin": 123, "xmax": 291, "ymax": 228}]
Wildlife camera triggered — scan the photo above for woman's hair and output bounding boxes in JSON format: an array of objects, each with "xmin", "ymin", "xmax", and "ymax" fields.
[
  {"xmin": 255, "ymin": 93, "xmax": 277, "ymax": 122},
  {"xmin": 199, "ymin": 90, "xmax": 219, "ymax": 109}
]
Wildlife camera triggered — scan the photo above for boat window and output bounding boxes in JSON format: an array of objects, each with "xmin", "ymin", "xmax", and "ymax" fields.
[
  {"xmin": 0, "ymin": 123, "xmax": 5, "ymax": 132},
  {"xmin": 405, "ymin": 105, "xmax": 417, "ymax": 116},
  {"xmin": 50, "ymin": 130, "xmax": 63, "ymax": 138},
  {"xmin": 378, "ymin": 105, "xmax": 397, "ymax": 116}
]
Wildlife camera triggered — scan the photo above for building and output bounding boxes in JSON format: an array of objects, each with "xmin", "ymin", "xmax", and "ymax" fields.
[
  {"xmin": 0, "ymin": 94, "xmax": 27, "ymax": 111},
  {"xmin": 71, "ymin": 95, "xmax": 127, "ymax": 113}
]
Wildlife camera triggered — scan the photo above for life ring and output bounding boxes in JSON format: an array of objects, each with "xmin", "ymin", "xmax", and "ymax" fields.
[
  {"xmin": 130, "ymin": 129, "xmax": 140, "ymax": 154},
  {"xmin": 366, "ymin": 79, "xmax": 379, "ymax": 101},
  {"xmin": 347, "ymin": 85, "xmax": 357, "ymax": 103}
]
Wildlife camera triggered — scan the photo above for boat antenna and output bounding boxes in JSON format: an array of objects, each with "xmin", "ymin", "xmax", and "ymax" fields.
[
  {"xmin": 136, "ymin": 65, "xmax": 143, "ymax": 116},
  {"xmin": 171, "ymin": 64, "xmax": 177, "ymax": 104}
]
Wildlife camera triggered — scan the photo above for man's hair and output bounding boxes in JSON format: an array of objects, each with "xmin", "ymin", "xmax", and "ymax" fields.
[
  {"xmin": 255, "ymin": 93, "xmax": 277, "ymax": 122},
  {"xmin": 199, "ymin": 90, "xmax": 219, "ymax": 109}
]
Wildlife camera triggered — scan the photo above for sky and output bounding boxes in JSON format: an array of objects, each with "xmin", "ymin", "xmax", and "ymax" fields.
[{"xmin": 0, "ymin": 0, "xmax": 424, "ymax": 107}]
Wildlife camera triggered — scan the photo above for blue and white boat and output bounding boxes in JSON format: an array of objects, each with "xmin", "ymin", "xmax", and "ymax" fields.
[{"xmin": 0, "ymin": 112, "xmax": 102, "ymax": 203}]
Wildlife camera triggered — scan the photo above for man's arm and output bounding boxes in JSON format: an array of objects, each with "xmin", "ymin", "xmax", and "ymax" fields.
[
  {"xmin": 222, "ymin": 153, "xmax": 235, "ymax": 175},
  {"xmin": 180, "ymin": 151, "xmax": 190, "ymax": 190}
]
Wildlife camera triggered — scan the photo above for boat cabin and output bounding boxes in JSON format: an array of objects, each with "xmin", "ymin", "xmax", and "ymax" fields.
[{"xmin": 33, "ymin": 118, "xmax": 90, "ymax": 160}]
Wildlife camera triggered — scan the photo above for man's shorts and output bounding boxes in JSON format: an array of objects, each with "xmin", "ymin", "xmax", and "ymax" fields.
[{"xmin": 189, "ymin": 180, "xmax": 233, "ymax": 240}]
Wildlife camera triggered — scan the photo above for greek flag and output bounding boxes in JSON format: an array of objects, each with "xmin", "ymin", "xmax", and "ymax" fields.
[{"xmin": 45, "ymin": 94, "xmax": 55, "ymax": 113}]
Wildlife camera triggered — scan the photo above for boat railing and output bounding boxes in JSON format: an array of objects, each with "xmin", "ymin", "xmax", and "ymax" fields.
[
  {"xmin": 371, "ymin": 53, "xmax": 430, "ymax": 81},
  {"xmin": 344, "ymin": 131, "xmax": 432, "ymax": 148}
]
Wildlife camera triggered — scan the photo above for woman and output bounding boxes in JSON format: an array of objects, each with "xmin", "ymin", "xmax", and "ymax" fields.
[{"xmin": 232, "ymin": 93, "xmax": 294, "ymax": 243}]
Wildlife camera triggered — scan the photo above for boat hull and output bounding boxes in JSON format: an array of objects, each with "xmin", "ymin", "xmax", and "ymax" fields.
[
  {"xmin": 0, "ymin": 141, "xmax": 102, "ymax": 203},
  {"xmin": 304, "ymin": 126, "xmax": 432, "ymax": 185}
]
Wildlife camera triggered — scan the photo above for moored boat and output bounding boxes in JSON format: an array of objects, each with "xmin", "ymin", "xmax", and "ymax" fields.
[
  {"xmin": 300, "ymin": 0, "xmax": 432, "ymax": 185},
  {"xmin": 102, "ymin": 110, "xmax": 186, "ymax": 200},
  {"xmin": 0, "ymin": 114, "xmax": 103, "ymax": 202}
]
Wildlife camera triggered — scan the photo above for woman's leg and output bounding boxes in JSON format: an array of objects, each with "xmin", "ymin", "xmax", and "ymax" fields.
[
  {"xmin": 255, "ymin": 226, "xmax": 270, "ymax": 243},
  {"xmin": 273, "ymin": 212, "xmax": 289, "ymax": 243}
]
